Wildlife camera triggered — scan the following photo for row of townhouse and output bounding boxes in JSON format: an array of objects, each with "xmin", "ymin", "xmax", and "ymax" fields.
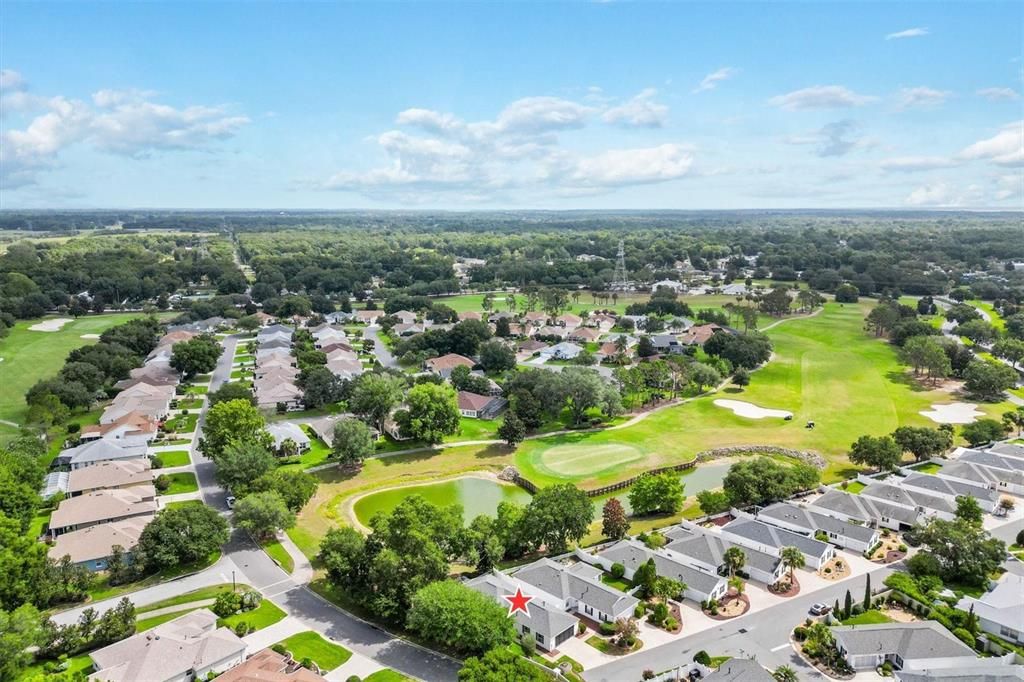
[
  {"xmin": 309, "ymin": 322, "xmax": 366, "ymax": 381},
  {"xmin": 254, "ymin": 324, "xmax": 303, "ymax": 410}
]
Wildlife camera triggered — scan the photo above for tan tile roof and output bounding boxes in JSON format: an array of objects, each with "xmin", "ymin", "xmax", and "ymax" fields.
[
  {"xmin": 217, "ymin": 649, "xmax": 326, "ymax": 682},
  {"xmin": 67, "ymin": 458, "xmax": 153, "ymax": 494},
  {"xmin": 458, "ymin": 391, "xmax": 494, "ymax": 412},
  {"xmin": 49, "ymin": 514, "xmax": 154, "ymax": 564},
  {"xmin": 50, "ymin": 486, "xmax": 157, "ymax": 532},
  {"xmin": 425, "ymin": 353, "xmax": 475, "ymax": 370},
  {"xmin": 82, "ymin": 412, "xmax": 159, "ymax": 439}
]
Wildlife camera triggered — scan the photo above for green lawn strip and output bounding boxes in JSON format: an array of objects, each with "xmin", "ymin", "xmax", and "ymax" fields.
[
  {"xmin": 163, "ymin": 413, "xmax": 198, "ymax": 433},
  {"xmin": 910, "ymin": 462, "xmax": 942, "ymax": 474},
  {"xmin": 585, "ymin": 635, "xmax": 641, "ymax": 655},
  {"xmin": 943, "ymin": 580, "xmax": 986, "ymax": 599},
  {"xmin": 843, "ymin": 481, "xmax": 866, "ymax": 494},
  {"xmin": 166, "ymin": 499, "xmax": 205, "ymax": 510},
  {"xmin": 83, "ymin": 551, "xmax": 221, "ymax": 604},
  {"xmin": 364, "ymin": 671, "xmax": 415, "ymax": 682},
  {"xmin": 261, "ymin": 537, "xmax": 295, "ymax": 573},
  {"xmin": 155, "ymin": 449, "xmax": 191, "ymax": 467},
  {"xmin": 137, "ymin": 608, "xmax": 203, "ymax": 632},
  {"xmin": 0, "ymin": 313, "xmax": 152, "ymax": 424},
  {"xmin": 18, "ymin": 652, "xmax": 94, "ymax": 680},
  {"xmin": 158, "ymin": 472, "xmax": 199, "ymax": 496},
  {"xmin": 708, "ymin": 656, "xmax": 731, "ymax": 668},
  {"xmin": 217, "ymin": 598, "xmax": 286, "ymax": 631},
  {"xmin": 601, "ymin": 574, "xmax": 632, "ymax": 591},
  {"xmin": 28, "ymin": 511, "xmax": 52, "ymax": 539},
  {"xmin": 177, "ymin": 385, "xmax": 208, "ymax": 395},
  {"xmin": 274, "ymin": 631, "xmax": 351, "ymax": 671},
  {"xmin": 137, "ymin": 583, "xmax": 249, "ymax": 614},
  {"xmin": 233, "ymin": 353, "xmax": 254, "ymax": 362},
  {"xmin": 174, "ymin": 398, "xmax": 204, "ymax": 410},
  {"xmin": 841, "ymin": 610, "xmax": 893, "ymax": 625},
  {"xmin": 969, "ymin": 300, "xmax": 1005, "ymax": 331}
]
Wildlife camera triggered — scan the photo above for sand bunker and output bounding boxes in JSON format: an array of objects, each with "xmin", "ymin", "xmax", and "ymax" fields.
[
  {"xmin": 919, "ymin": 402, "xmax": 983, "ymax": 424},
  {"xmin": 29, "ymin": 318, "xmax": 73, "ymax": 332},
  {"xmin": 713, "ymin": 399, "xmax": 793, "ymax": 420},
  {"xmin": 80, "ymin": 334, "xmax": 100, "ymax": 339}
]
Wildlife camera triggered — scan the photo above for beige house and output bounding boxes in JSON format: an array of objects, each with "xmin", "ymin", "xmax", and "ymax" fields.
[
  {"xmin": 49, "ymin": 485, "xmax": 157, "ymax": 537},
  {"xmin": 217, "ymin": 649, "xmax": 326, "ymax": 682},
  {"xmin": 48, "ymin": 514, "xmax": 154, "ymax": 571},
  {"xmin": 67, "ymin": 458, "xmax": 153, "ymax": 496}
]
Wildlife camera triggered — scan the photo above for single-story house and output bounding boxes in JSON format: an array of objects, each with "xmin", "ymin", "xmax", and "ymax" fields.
[
  {"xmin": 679, "ymin": 324, "xmax": 726, "ymax": 346},
  {"xmin": 703, "ymin": 658, "xmax": 776, "ymax": 682},
  {"xmin": 811, "ymin": 488, "xmax": 921, "ymax": 531},
  {"xmin": 217, "ymin": 648, "xmax": 326, "ymax": 682},
  {"xmin": 516, "ymin": 339, "xmax": 549, "ymax": 359},
  {"xmin": 934, "ymin": 460, "xmax": 1007, "ymax": 494},
  {"xmin": 721, "ymin": 284, "xmax": 749, "ymax": 296},
  {"xmin": 652, "ymin": 279, "xmax": 685, "ymax": 293},
  {"xmin": 955, "ymin": 573, "xmax": 1024, "ymax": 646},
  {"xmin": 595, "ymin": 342, "xmax": 626, "ymax": 362},
  {"xmin": 49, "ymin": 485, "xmax": 158, "ymax": 537},
  {"xmin": 754, "ymin": 502, "xmax": 880, "ymax": 553},
  {"xmin": 568, "ymin": 327, "xmax": 601, "ymax": 343},
  {"xmin": 533, "ymin": 325, "xmax": 568, "ymax": 340},
  {"xmin": 89, "ymin": 609, "xmax": 247, "ymax": 682},
  {"xmin": 583, "ymin": 539, "xmax": 729, "ymax": 604},
  {"xmin": 831, "ymin": 622, "xmax": 978, "ymax": 672},
  {"xmin": 540, "ymin": 342, "xmax": 583, "ymax": 360},
  {"xmin": 80, "ymin": 412, "xmax": 159, "ymax": 446},
  {"xmin": 458, "ymin": 311, "xmax": 482, "ymax": 322},
  {"xmin": 457, "ymin": 391, "xmax": 508, "ymax": 419},
  {"xmin": 48, "ymin": 514, "xmax": 154, "ymax": 571},
  {"xmin": 720, "ymin": 517, "xmax": 835, "ymax": 569},
  {"xmin": 354, "ymin": 310, "xmax": 385, "ymax": 325},
  {"xmin": 257, "ymin": 324, "xmax": 294, "ymax": 342},
  {"xmin": 326, "ymin": 356, "xmax": 364, "ymax": 380},
  {"xmin": 987, "ymin": 442, "xmax": 1024, "ymax": 459},
  {"xmin": 522, "ymin": 311, "xmax": 548, "ymax": 325},
  {"xmin": 67, "ymin": 458, "xmax": 153, "ymax": 497},
  {"xmin": 860, "ymin": 482, "xmax": 956, "ymax": 521},
  {"xmin": 259, "ymin": 337, "xmax": 292, "ymax": 351},
  {"xmin": 650, "ymin": 334, "xmax": 685, "ymax": 354},
  {"xmin": 392, "ymin": 310, "xmax": 418, "ymax": 324},
  {"xmin": 391, "ymin": 322, "xmax": 425, "ymax": 336},
  {"xmin": 957, "ymin": 448, "xmax": 1024, "ymax": 495},
  {"xmin": 253, "ymin": 311, "xmax": 277, "ymax": 326},
  {"xmin": 255, "ymin": 381, "xmax": 303, "ymax": 411},
  {"xmin": 894, "ymin": 662, "xmax": 1024, "ymax": 682},
  {"xmin": 663, "ymin": 525, "xmax": 786, "ymax": 586},
  {"xmin": 58, "ymin": 439, "xmax": 149, "ymax": 471},
  {"xmin": 266, "ymin": 423, "xmax": 311, "ymax": 454},
  {"xmin": 555, "ymin": 314, "xmax": 582, "ymax": 330},
  {"xmin": 313, "ymin": 330, "xmax": 349, "ymax": 348},
  {"xmin": 900, "ymin": 472, "xmax": 999, "ymax": 513},
  {"xmin": 465, "ymin": 570, "xmax": 577, "ymax": 653},
  {"xmin": 424, "ymin": 353, "xmax": 475, "ymax": 378},
  {"xmin": 512, "ymin": 558, "xmax": 639, "ymax": 624},
  {"xmin": 589, "ymin": 314, "xmax": 618, "ymax": 331}
]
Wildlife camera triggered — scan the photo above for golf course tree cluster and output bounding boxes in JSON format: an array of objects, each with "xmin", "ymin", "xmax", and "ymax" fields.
[
  {"xmin": 24, "ymin": 317, "xmax": 164, "ymax": 427},
  {"xmin": 628, "ymin": 472, "xmax": 685, "ymax": 516},
  {"xmin": 505, "ymin": 367, "xmax": 623, "ymax": 429},
  {"xmin": 714, "ymin": 457, "xmax": 820, "ymax": 510},
  {"xmin": 319, "ymin": 486, "xmax": 593, "ymax": 622},
  {"xmin": 612, "ymin": 354, "xmax": 726, "ymax": 408}
]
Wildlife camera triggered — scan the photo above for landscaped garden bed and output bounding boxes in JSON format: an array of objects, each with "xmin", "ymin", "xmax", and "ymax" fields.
[
  {"xmin": 703, "ymin": 593, "xmax": 750, "ymax": 619},
  {"xmin": 769, "ymin": 575, "xmax": 801, "ymax": 597},
  {"xmin": 820, "ymin": 557, "xmax": 849, "ymax": 581}
]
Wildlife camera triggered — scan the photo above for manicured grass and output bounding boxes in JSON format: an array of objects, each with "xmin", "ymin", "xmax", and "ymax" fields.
[
  {"xmin": 262, "ymin": 537, "xmax": 295, "ymax": 573},
  {"xmin": 0, "ymin": 313, "xmax": 154, "ymax": 425},
  {"xmin": 911, "ymin": 462, "xmax": 942, "ymax": 474},
  {"xmin": 217, "ymin": 598, "xmax": 287, "ymax": 631},
  {"xmin": 166, "ymin": 499, "xmax": 205, "ymax": 510},
  {"xmin": 85, "ymin": 550, "xmax": 221, "ymax": 603},
  {"xmin": 174, "ymin": 398, "xmax": 204, "ymax": 410},
  {"xmin": 969, "ymin": 300, "xmax": 1005, "ymax": 331},
  {"xmin": 28, "ymin": 512, "xmax": 51, "ymax": 539},
  {"xmin": 277, "ymin": 426, "xmax": 333, "ymax": 472},
  {"xmin": 18, "ymin": 652, "xmax": 93, "ymax": 680},
  {"xmin": 843, "ymin": 481, "xmax": 866, "ymax": 494},
  {"xmin": 446, "ymin": 416, "xmax": 501, "ymax": 442},
  {"xmin": 177, "ymin": 384, "xmax": 208, "ymax": 395},
  {"xmin": 365, "ymin": 671, "xmax": 414, "ymax": 682},
  {"xmin": 138, "ymin": 609, "xmax": 200, "ymax": 631},
  {"xmin": 158, "ymin": 472, "xmax": 199, "ymax": 496},
  {"xmin": 164, "ymin": 413, "xmax": 198, "ymax": 434},
  {"xmin": 155, "ymin": 449, "xmax": 191, "ymax": 467},
  {"xmin": 841, "ymin": 609, "xmax": 893, "ymax": 625},
  {"xmin": 274, "ymin": 631, "xmax": 351, "ymax": 671},
  {"xmin": 137, "ymin": 583, "xmax": 250, "ymax": 614},
  {"xmin": 234, "ymin": 353, "xmax": 254, "ymax": 362},
  {"xmin": 601, "ymin": 573, "xmax": 632, "ymax": 591},
  {"xmin": 944, "ymin": 580, "xmax": 986, "ymax": 598}
]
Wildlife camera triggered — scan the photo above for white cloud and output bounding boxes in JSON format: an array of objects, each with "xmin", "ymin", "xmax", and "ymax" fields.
[
  {"xmin": 976, "ymin": 87, "xmax": 1020, "ymax": 101},
  {"xmin": 904, "ymin": 182, "xmax": 983, "ymax": 207},
  {"xmin": 569, "ymin": 144, "xmax": 693, "ymax": 186},
  {"xmin": 0, "ymin": 79, "xmax": 249, "ymax": 188},
  {"xmin": 879, "ymin": 156, "xmax": 959, "ymax": 172},
  {"xmin": 493, "ymin": 96, "xmax": 593, "ymax": 134},
  {"xmin": 693, "ymin": 67, "xmax": 739, "ymax": 93},
  {"xmin": 601, "ymin": 88, "xmax": 668, "ymax": 128},
  {"xmin": 768, "ymin": 86, "xmax": 877, "ymax": 111},
  {"xmin": 896, "ymin": 86, "xmax": 952, "ymax": 109},
  {"xmin": 0, "ymin": 69, "xmax": 26, "ymax": 92},
  {"xmin": 993, "ymin": 173, "xmax": 1023, "ymax": 201},
  {"xmin": 958, "ymin": 121, "xmax": 1023, "ymax": 167},
  {"xmin": 784, "ymin": 120, "xmax": 874, "ymax": 157},
  {"xmin": 886, "ymin": 27, "xmax": 928, "ymax": 40}
]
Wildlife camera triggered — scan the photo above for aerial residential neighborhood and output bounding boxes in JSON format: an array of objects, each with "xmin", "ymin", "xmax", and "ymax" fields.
[{"xmin": 2, "ymin": 1, "xmax": 1024, "ymax": 681}]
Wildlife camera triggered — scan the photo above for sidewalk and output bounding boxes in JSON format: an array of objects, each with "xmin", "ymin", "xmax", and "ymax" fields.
[
  {"xmin": 277, "ymin": 531, "xmax": 314, "ymax": 584},
  {"xmin": 242, "ymin": 615, "xmax": 308, "ymax": 651}
]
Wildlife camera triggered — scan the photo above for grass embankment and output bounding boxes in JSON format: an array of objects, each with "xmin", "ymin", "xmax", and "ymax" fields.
[{"xmin": 275, "ymin": 631, "xmax": 351, "ymax": 671}]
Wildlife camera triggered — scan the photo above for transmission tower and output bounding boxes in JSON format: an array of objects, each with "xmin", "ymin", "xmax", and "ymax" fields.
[{"xmin": 611, "ymin": 239, "xmax": 632, "ymax": 291}]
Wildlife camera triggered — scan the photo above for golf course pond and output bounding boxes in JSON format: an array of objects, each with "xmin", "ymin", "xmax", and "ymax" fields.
[
  {"xmin": 352, "ymin": 476, "xmax": 532, "ymax": 526},
  {"xmin": 351, "ymin": 462, "xmax": 734, "ymax": 525}
]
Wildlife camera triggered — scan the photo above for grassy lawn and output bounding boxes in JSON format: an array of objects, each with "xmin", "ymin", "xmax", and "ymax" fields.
[
  {"xmin": 166, "ymin": 499, "xmax": 205, "ymax": 510},
  {"xmin": 274, "ymin": 631, "xmax": 351, "ymax": 671},
  {"xmin": 944, "ymin": 580, "xmax": 987, "ymax": 598},
  {"xmin": 364, "ymin": 671, "xmax": 415, "ymax": 682},
  {"xmin": 0, "ymin": 313, "xmax": 154, "ymax": 425},
  {"xmin": 177, "ymin": 384, "xmax": 208, "ymax": 395},
  {"xmin": 447, "ymin": 416, "xmax": 501, "ymax": 442},
  {"xmin": 843, "ymin": 481, "xmax": 866, "ymax": 494},
  {"xmin": 601, "ymin": 573, "xmax": 632, "ymax": 591},
  {"xmin": 969, "ymin": 300, "xmax": 1005, "ymax": 331},
  {"xmin": 911, "ymin": 462, "xmax": 942, "ymax": 474},
  {"xmin": 174, "ymin": 398, "xmax": 204, "ymax": 410},
  {"xmin": 217, "ymin": 598, "xmax": 287, "ymax": 631},
  {"xmin": 158, "ymin": 472, "xmax": 199, "ymax": 495},
  {"xmin": 163, "ymin": 413, "xmax": 198, "ymax": 434},
  {"xmin": 262, "ymin": 537, "xmax": 295, "ymax": 573},
  {"xmin": 28, "ymin": 511, "xmax": 51, "ymax": 539},
  {"xmin": 155, "ymin": 449, "xmax": 191, "ymax": 467},
  {"xmin": 137, "ymin": 609, "xmax": 199, "ymax": 631},
  {"xmin": 137, "ymin": 583, "xmax": 250, "ymax": 614},
  {"xmin": 18, "ymin": 652, "xmax": 93, "ymax": 680},
  {"xmin": 841, "ymin": 609, "xmax": 893, "ymax": 625},
  {"xmin": 84, "ymin": 550, "xmax": 221, "ymax": 603},
  {"xmin": 277, "ymin": 426, "xmax": 333, "ymax": 472}
]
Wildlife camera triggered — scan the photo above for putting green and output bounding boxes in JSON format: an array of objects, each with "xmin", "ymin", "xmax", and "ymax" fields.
[{"xmin": 537, "ymin": 442, "xmax": 646, "ymax": 477}]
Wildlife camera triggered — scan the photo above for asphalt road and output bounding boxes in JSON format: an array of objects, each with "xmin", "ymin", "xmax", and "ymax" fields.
[
  {"xmin": 583, "ymin": 563, "xmax": 901, "ymax": 682},
  {"xmin": 362, "ymin": 325, "xmax": 398, "ymax": 368}
]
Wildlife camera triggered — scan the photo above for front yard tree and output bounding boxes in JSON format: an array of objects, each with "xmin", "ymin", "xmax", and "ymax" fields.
[
  {"xmin": 332, "ymin": 417, "xmax": 375, "ymax": 468},
  {"xmin": 478, "ymin": 339, "xmax": 516, "ymax": 372},
  {"xmin": 208, "ymin": 381, "xmax": 255, "ymax": 406},
  {"xmin": 628, "ymin": 472, "xmax": 684, "ymax": 515},
  {"xmin": 233, "ymin": 491, "xmax": 296, "ymax": 540},
  {"xmin": 350, "ymin": 373, "xmax": 406, "ymax": 432},
  {"xmin": 723, "ymin": 546, "xmax": 746, "ymax": 578},
  {"xmin": 406, "ymin": 581, "xmax": 516, "ymax": 657},
  {"xmin": 891, "ymin": 426, "xmax": 950, "ymax": 462},
  {"xmin": 558, "ymin": 367, "xmax": 605, "ymax": 426},
  {"xmin": 497, "ymin": 411, "xmax": 526, "ymax": 448},
  {"xmin": 200, "ymin": 399, "xmax": 271, "ymax": 461},
  {"xmin": 915, "ymin": 518, "xmax": 1005, "ymax": 587},
  {"xmin": 522, "ymin": 483, "xmax": 592, "ymax": 553},
  {"xmin": 458, "ymin": 647, "xmax": 548, "ymax": 682},
  {"xmin": 1002, "ymin": 407, "xmax": 1024, "ymax": 436},
  {"xmin": 954, "ymin": 495, "xmax": 984, "ymax": 527},
  {"xmin": 404, "ymin": 382, "xmax": 460, "ymax": 444},
  {"xmin": 214, "ymin": 439, "xmax": 276, "ymax": 495},
  {"xmin": 780, "ymin": 546, "xmax": 805, "ymax": 585},
  {"xmin": 601, "ymin": 498, "xmax": 630, "ymax": 541},
  {"xmin": 136, "ymin": 504, "xmax": 229, "ymax": 572},
  {"xmin": 252, "ymin": 469, "xmax": 318, "ymax": 512},
  {"xmin": 848, "ymin": 434, "xmax": 902, "ymax": 472},
  {"xmin": 633, "ymin": 559, "xmax": 657, "ymax": 598},
  {"xmin": 170, "ymin": 334, "xmax": 222, "ymax": 378}
]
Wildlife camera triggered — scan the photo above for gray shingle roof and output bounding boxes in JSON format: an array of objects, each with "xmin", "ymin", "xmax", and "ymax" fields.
[
  {"xmin": 832, "ymin": 621, "xmax": 976, "ymax": 661},
  {"xmin": 895, "ymin": 664, "xmax": 1024, "ymax": 682},
  {"xmin": 812, "ymin": 489, "xmax": 921, "ymax": 526},
  {"xmin": 722, "ymin": 517, "xmax": 831, "ymax": 557},
  {"xmin": 464, "ymin": 572, "xmax": 577, "ymax": 643},
  {"xmin": 599, "ymin": 539, "xmax": 726, "ymax": 595},
  {"xmin": 61, "ymin": 440, "xmax": 148, "ymax": 467},
  {"xmin": 663, "ymin": 529, "xmax": 781, "ymax": 576},
  {"xmin": 987, "ymin": 442, "xmax": 1024, "ymax": 459},
  {"xmin": 703, "ymin": 658, "xmax": 775, "ymax": 682},
  {"xmin": 758, "ymin": 502, "xmax": 878, "ymax": 543},
  {"xmin": 961, "ymin": 450, "xmax": 1024, "ymax": 478},
  {"xmin": 512, "ymin": 558, "xmax": 639, "ymax": 617},
  {"xmin": 902, "ymin": 472, "xmax": 998, "ymax": 502},
  {"xmin": 939, "ymin": 460, "xmax": 1000, "ymax": 486},
  {"xmin": 861, "ymin": 482, "xmax": 956, "ymax": 514}
]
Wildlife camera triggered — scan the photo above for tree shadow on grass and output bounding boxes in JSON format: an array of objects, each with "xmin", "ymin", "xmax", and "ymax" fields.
[
  {"xmin": 885, "ymin": 370, "xmax": 932, "ymax": 393},
  {"xmin": 722, "ymin": 387, "xmax": 744, "ymax": 394}
]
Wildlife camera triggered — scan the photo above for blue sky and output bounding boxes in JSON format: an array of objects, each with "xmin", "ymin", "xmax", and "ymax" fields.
[{"xmin": 1, "ymin": 1, "xmax": 1021, "ymax": 209}]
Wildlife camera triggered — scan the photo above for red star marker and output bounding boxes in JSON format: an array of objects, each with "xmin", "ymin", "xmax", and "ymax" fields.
[{"xmin": 502, "ymin": 587, "xmax": 534, "ymax": 615}]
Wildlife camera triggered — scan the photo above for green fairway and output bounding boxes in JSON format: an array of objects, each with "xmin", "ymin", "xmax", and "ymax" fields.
[
  {"xmin": 0, "ymin": 313, "xmax": 152, "ymax": 425},
  {"xmin": 538, "ymin": 442, "xmax": 645, "ymax": 478},
  {"xmin": 155, "ymin": 450, "xmax": 191, "ymax": 467},
  {"xmin": 514, "ymin": 302, "xmax": 1014, "ymax": 487},
  {"xmin": 275, "ymin": 631, "xmax": 352, "ymax": 671}
]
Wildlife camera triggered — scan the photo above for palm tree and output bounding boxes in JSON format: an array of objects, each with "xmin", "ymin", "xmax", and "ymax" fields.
[
  {"xmin": 780, "ymin": 546, "xmax": 805, "ymax": 585},
  {"xmin": 727, "ymin": 575, "xmax": 745, "ymax": 596},
  {"xmin": 723, "ymin": 546, "xmax": 746, "ymax": 578},
  {"xmin": 773, "ymin": 665, "xmax": 798, "ymax": 682}
]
